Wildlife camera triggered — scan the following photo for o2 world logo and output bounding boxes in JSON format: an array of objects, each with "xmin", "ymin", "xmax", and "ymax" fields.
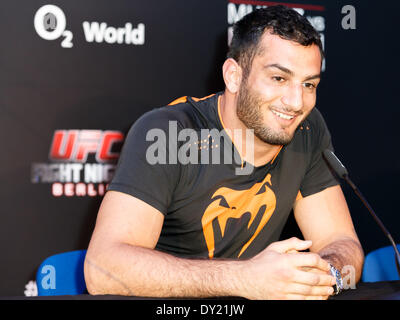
[
  {"xmin": 34, "ymin": 5, "xmax": 73, "ymax": 48},
  {"xmin": 34, "ymin": 4, "xmax": 145, "ymax": 48},
  {"xmin": 31, "ymin": 130, "xmax": 124, "ymax": 197}
]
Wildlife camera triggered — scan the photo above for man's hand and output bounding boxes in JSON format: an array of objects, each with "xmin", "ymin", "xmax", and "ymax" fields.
[{"xmin": 239, "ymin": 237, "xmax": 337, "ymax": 300}]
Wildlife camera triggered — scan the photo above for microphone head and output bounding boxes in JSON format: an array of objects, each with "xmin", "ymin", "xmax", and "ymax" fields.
[{"xmin": 322, "ymin": 149, "xmax": 349, "ymax": 178}]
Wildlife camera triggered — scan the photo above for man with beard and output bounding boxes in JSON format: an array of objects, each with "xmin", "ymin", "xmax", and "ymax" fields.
[{"xmin": 84, "ymin": 6, "xmax": 364, "ymax": 300}]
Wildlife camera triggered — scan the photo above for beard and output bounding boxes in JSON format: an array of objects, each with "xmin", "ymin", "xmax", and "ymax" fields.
[{"xmin": 236, "ymin": 81, "xmax": 301, "ymax": 146}]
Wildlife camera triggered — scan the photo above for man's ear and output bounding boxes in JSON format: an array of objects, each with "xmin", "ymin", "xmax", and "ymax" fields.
[{"xmin": 222, "ymin": 58, "xmax": 242, "ymax": 94}]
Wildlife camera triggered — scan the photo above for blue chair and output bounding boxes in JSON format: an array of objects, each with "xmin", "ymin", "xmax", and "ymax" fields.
[
  {"xmin": 362, "ymin": 245, "xmax": 400, "ymax": 282},
  {"xmin": 36, "ymin": 250, "xmax": 87, "ymax": 296}
]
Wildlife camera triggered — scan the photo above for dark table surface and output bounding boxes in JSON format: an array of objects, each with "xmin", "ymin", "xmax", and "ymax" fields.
[
  {"xmin": 2, "ymin": 280, "xmax": 400, "ymax": 300},
  {"xmin": 329, "ymin": 280, "xmax": 400, "ymax": 300}
]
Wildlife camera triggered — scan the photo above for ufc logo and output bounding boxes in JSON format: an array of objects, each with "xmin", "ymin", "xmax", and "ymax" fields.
[{"xmin": 49, "ymin": 130, "xmax": 124, "ymax": 162}]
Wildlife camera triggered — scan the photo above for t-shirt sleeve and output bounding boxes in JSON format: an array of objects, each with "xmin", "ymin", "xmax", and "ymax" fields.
[
  {"xmin": 299, "ymin": 110, "xmax": 340, "ymax": 198},
  {"xmin": 107, "ymin": 109, "xmax": 181, "ymax": 215}
]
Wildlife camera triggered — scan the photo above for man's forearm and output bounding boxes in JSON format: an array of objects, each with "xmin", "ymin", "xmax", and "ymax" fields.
[
  {"xmin": 84, "ymin": 242, "xmax": 245, "ymax": 297},
  {"xmin": 317, "ymin": 237, "xmax": 364, "ymax": 282}
]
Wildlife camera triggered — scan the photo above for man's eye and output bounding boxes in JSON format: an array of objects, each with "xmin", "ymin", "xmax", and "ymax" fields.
[
  {"xmin": 303, "ymin": 82, "xmax": 316, "ymax": 89},
  {"xmin": 272, "ymin": 76, "xmax": 285, "ymax": 82}
]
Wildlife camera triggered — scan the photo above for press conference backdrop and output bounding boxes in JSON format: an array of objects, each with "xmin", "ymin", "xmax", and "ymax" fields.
[{"xmin": 0, "ymin": 0, "xmax": 398, "ymax": 296}]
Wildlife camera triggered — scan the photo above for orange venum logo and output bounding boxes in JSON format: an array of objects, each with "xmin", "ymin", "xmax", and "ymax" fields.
[{"xmin": 201, "ymin": 174, "xmax": 276, "ymax": 258}]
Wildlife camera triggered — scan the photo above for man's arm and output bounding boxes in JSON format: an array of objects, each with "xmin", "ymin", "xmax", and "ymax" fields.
[
  {"xmin": 84, "ymin": 190, "xmax": 336, "ymax": 299},
  {"xmin": 84, "ymin": 190, "xmax": 243, "ymax": 297},
  {"xmin": 293, "ymin": 185, "xmax": 364, "ymax": 282}
]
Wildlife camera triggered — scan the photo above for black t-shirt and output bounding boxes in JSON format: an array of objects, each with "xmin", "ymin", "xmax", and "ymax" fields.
[{"xmin": 108, "ymin": 92, "xmax": 339, "ymax": 260}]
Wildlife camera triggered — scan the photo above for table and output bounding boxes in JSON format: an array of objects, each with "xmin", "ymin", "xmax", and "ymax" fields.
[
  {"xmin": 329, "ymin": 280, "xmax": 400, "ymax": 300},
  {"xmin": 3, "ymin": 280, "xmax": 400, "ymax": 300}
]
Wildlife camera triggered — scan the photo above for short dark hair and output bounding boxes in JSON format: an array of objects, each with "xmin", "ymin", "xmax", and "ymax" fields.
[{"xmin": 227, "ymin": 5, "xmax": 324, "ymax": 79}]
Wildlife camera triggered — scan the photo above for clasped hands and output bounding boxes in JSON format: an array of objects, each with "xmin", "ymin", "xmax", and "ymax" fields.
[{"xmin": 240, "ymin": 237, "xmax": 337, "ymax": 300}]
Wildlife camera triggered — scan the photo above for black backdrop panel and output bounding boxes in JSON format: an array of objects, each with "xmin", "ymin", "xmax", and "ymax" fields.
[{"xmin": 0, "ymin": 0, "xmax": 399, "ymax": 296}]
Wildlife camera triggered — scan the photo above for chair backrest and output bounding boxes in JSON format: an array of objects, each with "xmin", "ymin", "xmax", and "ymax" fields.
[
  {"xmin": 36, "ymin": 250, "xmax": 87, "ymax": 296},
  {"xmin": 362, "ymin": 245, "xmax": 400, "ymax": 282}
]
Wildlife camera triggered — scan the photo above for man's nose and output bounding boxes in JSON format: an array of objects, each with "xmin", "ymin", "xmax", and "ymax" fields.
[{"xmin": 281, "ymin": 83, "xmax": 303, "ymax": 111}]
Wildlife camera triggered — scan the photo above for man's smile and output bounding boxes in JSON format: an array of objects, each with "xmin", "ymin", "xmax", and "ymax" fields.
[
  {"xmin": 271, "ymin": 109, "xmax": 295, "ymax": 120},
  {"xmin": 269, "ymin": 108, "xmax": 301, "ymax": 128}
]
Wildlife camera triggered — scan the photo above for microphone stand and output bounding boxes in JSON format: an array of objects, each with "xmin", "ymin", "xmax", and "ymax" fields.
[
  {"xmin": 343, "ymin": 174, "xmax": 400, "ymax": 277},
  {"xmin": 323, "ymin": 149, "xmax": 400, "ymax": 278}
]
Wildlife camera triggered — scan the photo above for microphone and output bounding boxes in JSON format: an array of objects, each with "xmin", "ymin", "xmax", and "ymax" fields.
[{"xmin": 322, "ymin": 149, "xmax": 400, "ymax": 278}]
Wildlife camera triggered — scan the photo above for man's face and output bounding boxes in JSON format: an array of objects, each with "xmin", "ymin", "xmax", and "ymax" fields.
[{"xmin": 236, "ymin": 31, "xmax": 322, "ymax": 145}]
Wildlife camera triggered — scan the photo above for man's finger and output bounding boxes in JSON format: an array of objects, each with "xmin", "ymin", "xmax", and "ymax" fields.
[
  {"xmin": 268, "ymin": 237, "xmax": 312, "ymax": 253},
  {"xmin": 292, "ymin": 269, "xmax": 337, "ymax": 287},
  {"xmin": 300, "ymin": 266, "xmax": 330, "ymax": 275},
  {"xmin": 286, "ymin": 282, "xmax": 334, "ymax": 297},
  {"xmin": 305, "ymin": 295, "xmax": 329, "ymax": 300},
  {"xmin": 290, "ymin": 252, "xmax": 331, "ymax": 271},
  {"xmin": 284, "ymin": 294, "xmax": 328, "ymax": 300}
]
